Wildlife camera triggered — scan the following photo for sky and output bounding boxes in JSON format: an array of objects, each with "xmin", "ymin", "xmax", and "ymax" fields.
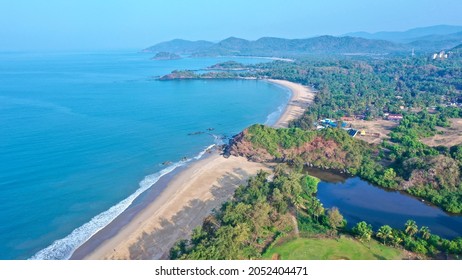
[{"xmin": 1, "ymin": 0, "xmax": 462, "ymax": 51}]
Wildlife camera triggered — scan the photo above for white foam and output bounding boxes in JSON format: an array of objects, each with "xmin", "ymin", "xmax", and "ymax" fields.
[
  {"xmin": 264, "ymin": 83, "xmax": 291, "ymax": 126},
  {"xmin": 194, "ymin": 144, "xmax": 215, "ymax": 160},
  {"xmin": 29, "ymin": 144, "xmax": 215, "ymax": 260},
  {"xmin": 264, "ymin": 103, "xmax": 285, "ymax": 126},
  {"xmin": 211, "ymin": 134, "xmax": 226, "ymax": 146}
]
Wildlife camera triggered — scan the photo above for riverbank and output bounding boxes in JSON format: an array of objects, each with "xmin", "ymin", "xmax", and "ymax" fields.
[{"xmin": 74, "ymin": 79, "xmax": 315, "ymax": 260}]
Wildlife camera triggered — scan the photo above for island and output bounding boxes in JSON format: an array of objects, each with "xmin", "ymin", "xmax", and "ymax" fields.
[
  {"xmin": 206, "ymin": 60, "xmax": 247, "ymax": 71},
  {"xmin": 151, "ymin": 51, "xmax": 181, "ymax": 60},
  {"xmin": 158, "ymin": 70, "xmax": 241, "ymax": 80}
]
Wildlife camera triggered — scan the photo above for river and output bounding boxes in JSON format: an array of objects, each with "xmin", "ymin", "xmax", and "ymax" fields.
[{"xmin": 308, "ymin": 168, "xmax": 462, "ymax": 239}]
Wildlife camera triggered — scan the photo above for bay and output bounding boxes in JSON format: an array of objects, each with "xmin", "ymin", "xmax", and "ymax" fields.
[{"xmin": 0, "ymin": 51, "xmax": 288, "ymax": 259}]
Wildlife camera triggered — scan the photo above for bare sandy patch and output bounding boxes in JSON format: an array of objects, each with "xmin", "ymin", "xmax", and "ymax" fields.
[
  {"xmin": 421, "ymin": 118, "xmax": 462, "ymax": 147},
  {"xmin": 349, "ymin": 119, "xmax": 398, "ymax": 144}
]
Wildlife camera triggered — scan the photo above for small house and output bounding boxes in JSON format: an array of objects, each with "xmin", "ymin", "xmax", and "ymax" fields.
[{"xmin": 387, "ymin": 114, "xmax": 403, "ymax": 121}]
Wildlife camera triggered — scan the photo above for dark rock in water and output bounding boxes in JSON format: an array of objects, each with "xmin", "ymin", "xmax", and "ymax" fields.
[
  {"xmin": 188, "ymin": 131, "xmax": 204, "ymax": 136},
  {"xmin": 181, "ymin": 157, "xmax": 188, "ymax": 161}
]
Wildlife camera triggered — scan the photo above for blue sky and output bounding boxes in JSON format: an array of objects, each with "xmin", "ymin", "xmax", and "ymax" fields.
[{"xmin": 1, "ymin": 0, "xmax": 462, "ymax": 51}]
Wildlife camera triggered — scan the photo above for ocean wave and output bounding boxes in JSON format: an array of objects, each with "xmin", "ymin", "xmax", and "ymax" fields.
[
  {"xmin": 194, "ymin": 144, "xmax": 216, "ymax": 160},
  {"xmin": 264, "ymin": 80, "xmax": 291, "ymax": 126},
  {"xmin": 264, "ymin": 103, "xmax": 285, "ymax": 126},
  {"xmin": 211, "ymin": 134, "xmax": 226, "ymax": 145},
  {"xmin": 29, "ymin": 144, "xmax": 216, "ymax": 260}
]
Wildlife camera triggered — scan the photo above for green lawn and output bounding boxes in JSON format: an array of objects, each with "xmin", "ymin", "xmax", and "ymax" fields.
[{"xmin": 263, "ymin": 236, "xmax": 407, "ymax": 260}]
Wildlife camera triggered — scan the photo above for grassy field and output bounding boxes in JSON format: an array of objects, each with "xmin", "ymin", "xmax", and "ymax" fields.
[{"xmin": 263, "ymin": 236, "xmax": 408, "ymax": 260}]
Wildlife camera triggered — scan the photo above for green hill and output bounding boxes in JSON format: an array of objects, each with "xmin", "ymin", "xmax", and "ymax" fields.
[
  {"xmin": 142, "ymin": 39, "xmax": 213, "ymax": 54},
  {"xmin": 146, "ymin": 35, "xmax": 406, "ymax": 57},
  {"xmin": 145, "ymin": 25, "xmax": 462, "ymax": 57}
]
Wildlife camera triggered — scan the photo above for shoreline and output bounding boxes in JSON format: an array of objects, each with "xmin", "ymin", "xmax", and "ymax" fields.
[
  {"xmin": 71, "ymin": 79, "xmax": 315, "ymax": 260},
  {"xmin": 225, "ymin": 55, "xmax": 295, "ymax": 62},
  {"xmin": 266, "ymin": 79, "xmax": 315, "ymax": 128}
]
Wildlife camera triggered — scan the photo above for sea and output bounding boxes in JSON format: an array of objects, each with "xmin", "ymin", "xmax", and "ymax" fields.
[{"xmin": 0, "ymin": 51, "xmax": 289, "ymax": 259}]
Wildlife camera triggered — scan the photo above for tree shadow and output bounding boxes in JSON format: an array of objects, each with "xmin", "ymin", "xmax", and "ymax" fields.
[
  {"xmin": 373, "ymin": 253, "xmax": 387, "ymax": 260},
  {"xmin": 127, "ymin": 167, "xmax": 254, "ymax": 259}
]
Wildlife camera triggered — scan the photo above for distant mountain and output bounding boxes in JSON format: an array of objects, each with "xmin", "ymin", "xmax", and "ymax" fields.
[
  {"xmin": 346, "ymin": 25, "xmax": 462, "ymax": 43},
  {"xmin": 195, "ymin": 35, "xmax": 407, "ymax": 56},
  {"xmin": 146, "ymin": 36, "xmax": 406, "ymax": 57},
  {"xmin": 452, "ymin": 43, "xmax": 462, "ymax": 51},
  {"xmin": 145, "ymin": 25, "xmax": 462, "ymax": 58},
  {"xmin": 407, "ymin": 31, "xmax": 462, "ymax": 51},
  {"xmin": 142, "ymin": 39, "xmax": 214, "ymax": 54},
  {"xmin": 450, "ymin": 43, "xmax": 462, "ymax": 58}
]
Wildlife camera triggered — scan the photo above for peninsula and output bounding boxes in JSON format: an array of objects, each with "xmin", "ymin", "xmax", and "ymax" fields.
[{"xmin": 151, "ymin": 52, "xmax": 181, "ymax": 60}]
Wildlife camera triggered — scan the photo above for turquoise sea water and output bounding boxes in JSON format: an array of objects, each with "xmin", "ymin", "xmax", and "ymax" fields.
[{"xmin": 0, "ymin": 52, "xmax": 289, "ymax": 259}]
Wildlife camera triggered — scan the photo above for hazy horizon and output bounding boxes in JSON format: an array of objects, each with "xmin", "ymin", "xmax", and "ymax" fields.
[{"xmin": 2, "ymin": 0, "xmax": 462, "ymax": 51}]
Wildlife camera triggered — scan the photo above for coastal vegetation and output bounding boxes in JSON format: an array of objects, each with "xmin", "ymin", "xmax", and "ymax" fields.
[
  {"xmin": 227, "ymin": 124, "xmax": 375, "ymax": 175},
  {"xmin": 170, "ymin": 168, "xmax": 313, "ymax": 259},
  {"xmin": 170, "ymin": 162, "xmax": 462, "ymax": 259}
]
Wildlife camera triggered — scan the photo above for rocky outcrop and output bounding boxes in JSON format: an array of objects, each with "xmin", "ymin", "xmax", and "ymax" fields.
[
  {"xmin": 225, "ymin": 127, "xmax": 362, "ymax": 172},
  {"xmin": 224, "ymin": 130, "xmax": 273, "ymax": 162}
]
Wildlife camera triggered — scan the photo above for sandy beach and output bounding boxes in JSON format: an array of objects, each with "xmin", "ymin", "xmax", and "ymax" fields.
[
  {"xmin": 267, "ymin": 79, "xmax": 315, "ymax": 128},
  {"xmin": 75, "ymin": 79, "xmax": 315, "ymax": 260}
]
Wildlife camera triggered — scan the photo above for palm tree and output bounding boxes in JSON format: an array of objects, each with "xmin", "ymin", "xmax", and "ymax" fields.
[
  {"xmin": 419, "ymin": 226, "xmax": 431, "ymax": 240},
  {"xmin": 294, "ymin": 194, "xmax": 308, "ymax": 210},
  {"xmin": 404, "ymin": 220, "xmax": 418, "ymax": 237},
  {"xmin": 311, "ymin": 200, "xmax": 324, "ymax": 222},
  {"xmin": 391, "ymin": 236, "xmax": 403, "ymax": 248},
  {"xmin": 376, "ymin": 225, "xmax": 393, "ymax": 245},
  {"xmin": 352, "ymin": 221, "xmax": 373, "ymax": 243}
]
